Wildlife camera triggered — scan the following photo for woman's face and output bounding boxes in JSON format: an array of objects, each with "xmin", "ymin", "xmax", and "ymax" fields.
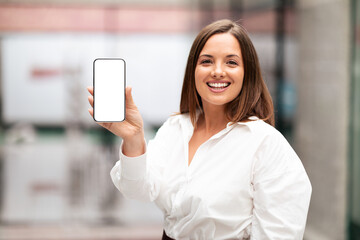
[{"xmin": 195, "ymin": 33, "xmax": 244, "ymax": 108}]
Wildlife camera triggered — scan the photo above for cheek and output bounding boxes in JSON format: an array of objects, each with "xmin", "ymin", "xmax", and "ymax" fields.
[
  {"xmin": 195, "ymin": 67, "xmax": 205, "ymax": 80},
  {"xmin": 194, "ymin": 70, "xmax": 200, "ymax": 90},
  {"xmin": 230, "ymin": 72, "xmax": 244, "ymax": 96},
  {"xmin": 235, "ymin": 80, "xmax": 244, "ymax": 95},
  {"xmin": 231, "ymin": 70, "xmax": 244, "ymax": 88},
  {"xmin": 230, "ymin": 68, "xmax": 244, "ymax": 80},
  {"xmin": 194, "ymin": 68, "xmax": 207, "ymax": 89}
]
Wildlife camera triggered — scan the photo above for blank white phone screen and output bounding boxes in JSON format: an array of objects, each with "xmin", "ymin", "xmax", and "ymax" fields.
[{"xmin": 93, "ymin": 58, "xmax": 125, "ymax": 122}]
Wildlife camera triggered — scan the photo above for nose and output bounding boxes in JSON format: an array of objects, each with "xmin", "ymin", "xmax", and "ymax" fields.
[{"xmin": 211, "ymin": 64, "xmax": 226, "ymax": 79}]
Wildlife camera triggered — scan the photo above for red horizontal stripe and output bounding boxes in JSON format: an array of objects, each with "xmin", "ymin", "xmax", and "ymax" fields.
[
  {"xmin": 0, "ymin": 4, "xmax": 292, "ymax": 33},
  {"xmin": 0, "ymin": 5, "xmax": 196, "ymax": 32}
]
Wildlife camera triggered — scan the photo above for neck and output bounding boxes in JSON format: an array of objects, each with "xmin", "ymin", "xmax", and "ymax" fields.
[{"xmin": 197, "ymin": 103, "xmax": 228, "ymax": 134}]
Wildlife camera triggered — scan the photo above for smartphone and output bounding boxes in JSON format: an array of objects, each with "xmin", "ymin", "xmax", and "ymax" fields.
[{"xmin": 93, "ymin": 58, "xmax": 125, "ymax": 122}]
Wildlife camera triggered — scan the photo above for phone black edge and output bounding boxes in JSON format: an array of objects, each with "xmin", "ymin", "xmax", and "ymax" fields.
[{"xmin": 92, "ymin": 58, "xmax": 126, "ymax": 122}]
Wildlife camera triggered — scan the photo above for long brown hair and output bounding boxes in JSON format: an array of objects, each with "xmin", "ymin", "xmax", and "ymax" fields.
[{"xmin": 179, "ymin": 19, "xmax": 274, "ymax": 126}]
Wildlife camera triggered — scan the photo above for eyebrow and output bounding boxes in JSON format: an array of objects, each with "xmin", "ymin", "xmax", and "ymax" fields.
[{"xmin": 199, "ymin": 54, "xmax": 241, "ymax": 58}]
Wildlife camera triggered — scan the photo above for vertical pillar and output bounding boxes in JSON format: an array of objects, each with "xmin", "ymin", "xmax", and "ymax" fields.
[{"xmin": 295, "ymin": 0, "xmax": 350, "ymax": 239}]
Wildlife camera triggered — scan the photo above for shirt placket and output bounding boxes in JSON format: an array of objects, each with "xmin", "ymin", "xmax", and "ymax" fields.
[
  {"xmin": 172, "ymin": 180, "xmax": 187, "ymax": 217},
  {"xmin": 172, "ymin": 120, "xmax": 233, "ymax": 217},
  {"xmin": 172, "ymin": 142, "xmax": 208, "ymax": 217},
  {"xmin": 171, "ymin": 126, "xmax": 193, "ymax": 217}
]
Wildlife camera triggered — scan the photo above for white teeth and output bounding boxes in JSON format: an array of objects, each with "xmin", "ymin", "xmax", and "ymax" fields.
[{"xmin": 207, "ymin": 82, "xmax": 230, "ymax": 88}]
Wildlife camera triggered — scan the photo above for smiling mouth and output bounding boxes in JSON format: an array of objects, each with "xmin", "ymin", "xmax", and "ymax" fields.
[{"xmin": 206, "ymin": 82, "xmax": 231, "ymax": 89}]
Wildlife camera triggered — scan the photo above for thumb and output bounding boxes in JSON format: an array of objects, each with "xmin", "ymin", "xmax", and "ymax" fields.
[{"xmin": 125, "ymin": 86, "xmax": 136, "ymax": 107}]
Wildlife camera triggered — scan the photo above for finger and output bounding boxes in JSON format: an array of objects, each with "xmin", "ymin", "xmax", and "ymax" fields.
[
  {"xmin": 87, "ymin": 86, "xmax": 93, "ymax": 95},
  {"xmin": 88, "ymin": 109, "xmax": 108, "ymax": 129},
  {"xmin": 88, "ymin": 108, "xmax": 93, "ymax": 118},
  {"xmin": 88, "ymin": 96, "xmax": 94, "ymax": 108},
  {"xmin": 125, "ymin": 86, "xmax": 135, "ymax": 106}
]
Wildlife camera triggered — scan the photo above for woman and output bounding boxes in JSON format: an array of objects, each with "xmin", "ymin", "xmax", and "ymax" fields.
[{"xmin": 87, "ymin": 19, "xmax": 312, "ymax": 239}]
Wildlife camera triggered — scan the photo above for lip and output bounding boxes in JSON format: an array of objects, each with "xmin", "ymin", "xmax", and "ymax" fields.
[
  {"xmin": 206, "ymin": 80, "xmax": 230, "ymax": 84},
  {"xmin": 206, "ymin": 80, "xmax": 231, "ymax": 93}
]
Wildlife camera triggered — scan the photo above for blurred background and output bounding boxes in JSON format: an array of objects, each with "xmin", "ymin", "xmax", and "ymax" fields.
[{"xmin": 0, "ymin": 0, "xmax": 358, "ymax": 239}]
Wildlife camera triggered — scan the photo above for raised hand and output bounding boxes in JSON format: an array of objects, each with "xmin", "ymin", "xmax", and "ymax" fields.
[{"xmin": 87, "ymin": 86, "xmax": 145, "ymax": 157}]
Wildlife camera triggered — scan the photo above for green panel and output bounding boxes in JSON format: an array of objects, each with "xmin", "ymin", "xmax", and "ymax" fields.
[{"xmin": 349, "ymin": 0, "xmax": 360, "ymax": 239}]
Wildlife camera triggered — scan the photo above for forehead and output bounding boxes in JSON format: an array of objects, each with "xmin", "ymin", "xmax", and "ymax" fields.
[{"xmin": 200, "ymin": 33, "xmax": 241, "ymax": 55}]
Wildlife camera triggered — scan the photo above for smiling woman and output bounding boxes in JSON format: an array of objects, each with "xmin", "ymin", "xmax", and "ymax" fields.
[
  {"xmin": 180, "ymin": 20, "xmax": 274, "ymax": 128},
  {"xmin": 87, "ymin": 19, "xmax": 312, "ymax": 240},
  {"xmin": 195, "ymin": 33, "xmax": 244, "ymax": 107}
]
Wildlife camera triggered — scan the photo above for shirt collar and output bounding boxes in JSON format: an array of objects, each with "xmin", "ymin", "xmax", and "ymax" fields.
[
  {"xmin": 210, "ymin": 117, "xmax": 259, "ymax": 141},
  {"xmin": 227, "ymin": 116, "xmax": 259, "ymax": 132},
  {"xmin": 178, "ymin": 111, "xmax": 259, "ymax": 137}
]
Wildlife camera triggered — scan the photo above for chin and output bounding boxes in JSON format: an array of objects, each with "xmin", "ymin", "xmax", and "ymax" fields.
[{"xmin": 202, "ymin": 97, "xmax": 233, "ymax": 107}]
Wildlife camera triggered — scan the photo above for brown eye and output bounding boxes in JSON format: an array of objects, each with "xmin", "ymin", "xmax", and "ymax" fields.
[
  {"xmin": 200, "ymin": 59, "xmax": 212, "ymax": 64},
  {"xmin": 227, "ymin": 60, "xmax": 238, "ymax": 66}
]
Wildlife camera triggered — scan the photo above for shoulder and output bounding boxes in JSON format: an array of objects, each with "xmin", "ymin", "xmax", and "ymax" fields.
[
  {"xmin": 154, "ymin": 113, "xmax": 190, "ymax": 136},
  {"xmin": 160, "ymin": 113, "xmax": 190, "ymax": 128},
  {"xmin": 247, "ymin": 121, "xmax": 305, "ymax": 178},
  {"xmin": 230, "ymin": 120, "xmax": 294, "ymax": 160},
  {"xmin": 234, "ymin": 119, "xmax": 282, "ymax": 141},
  {"xmin": 247, "ymin": 119, "xmax": 276, "ymax": 133},
  {"xmin": 248, "ymin": 120, "xmax": 293, "ymax": 153},
  {"xmin": 167, "ymin": 113, "xmax": 189, "ymax": 125},
  {"xmin": 233, "ymin": 119, "xmax": 299, "ymax": 162}
]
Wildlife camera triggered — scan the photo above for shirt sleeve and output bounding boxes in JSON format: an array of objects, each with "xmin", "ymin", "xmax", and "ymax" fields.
[
  {"xmin": 110, "ymin": 119, "xmax": 172, "ymax": 202},
  {"xmin": 250, "ymin": 131, "xmax": 312, "ymax": 240}
]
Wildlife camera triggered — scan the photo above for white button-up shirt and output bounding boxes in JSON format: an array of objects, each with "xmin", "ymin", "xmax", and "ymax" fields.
[{"xmin": 110, "ymin": 114, "xmax": 312, "ymax": 240}]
